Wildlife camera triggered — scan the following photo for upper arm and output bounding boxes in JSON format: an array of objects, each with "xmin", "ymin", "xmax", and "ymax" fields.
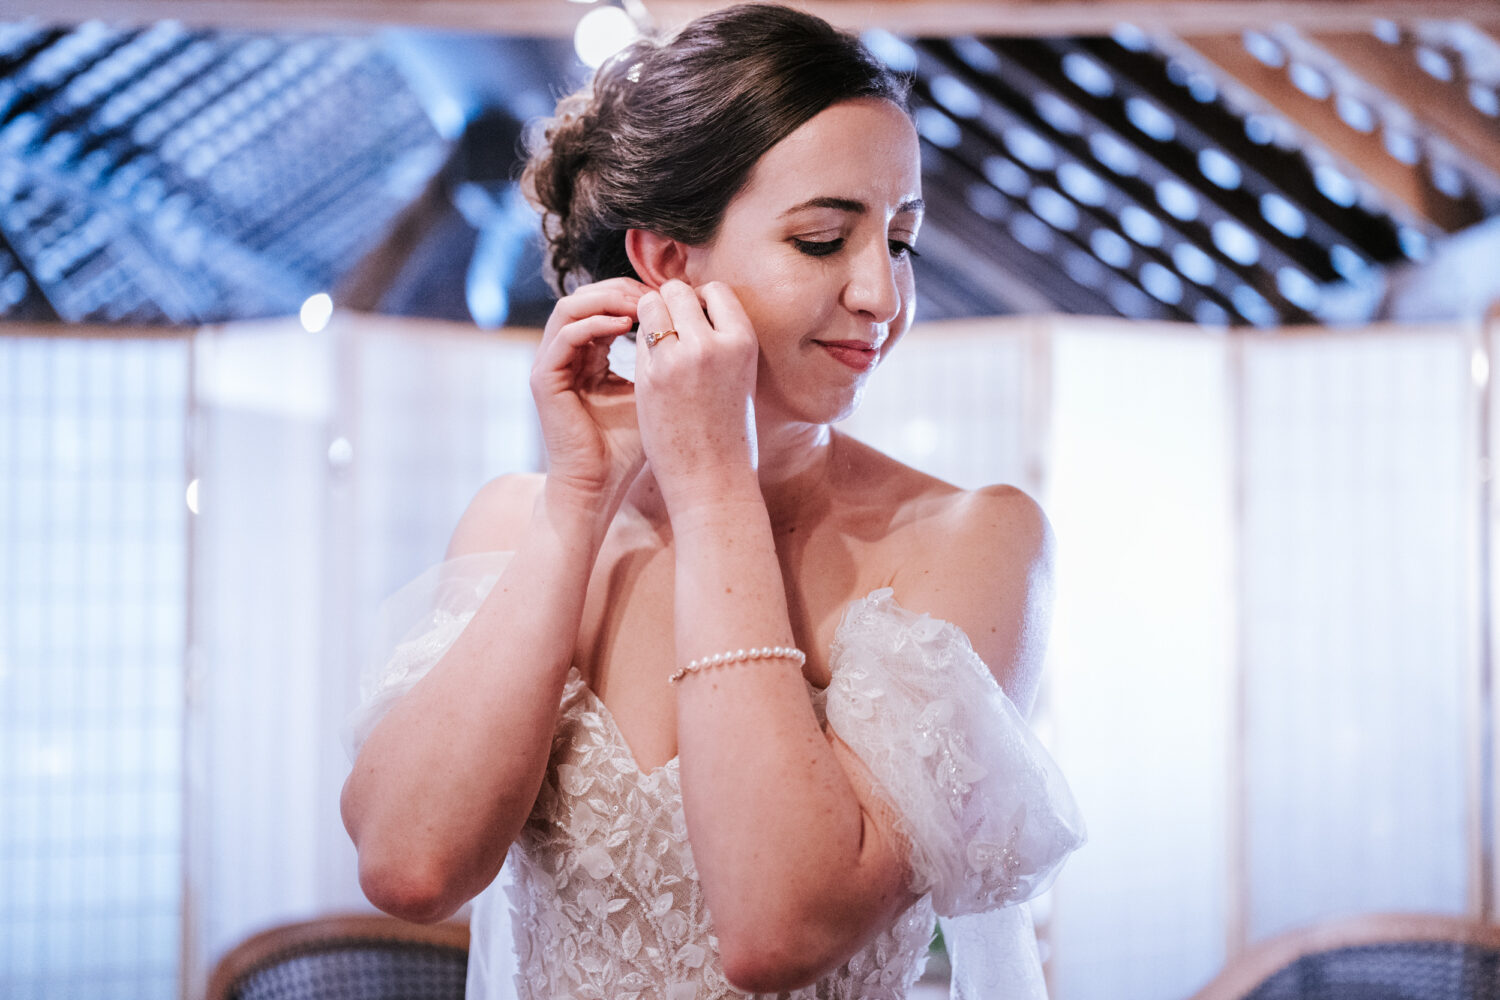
[
  {"xmin": 444, "ymin": 473, "xmax": 547, "ymax": 560},
  {"xmin": 891, "ymin": 484, "xmax": 1055, "ymax": 714}
]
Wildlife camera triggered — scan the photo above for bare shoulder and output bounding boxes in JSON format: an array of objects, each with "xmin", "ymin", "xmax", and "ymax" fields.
[
  {"xmin": 444, "ymin": 472, "xmax": 547, "ymax": 559},
  {"xmin": 890, "ymin": 479, "xmax": 1056, "ymax": 713}
]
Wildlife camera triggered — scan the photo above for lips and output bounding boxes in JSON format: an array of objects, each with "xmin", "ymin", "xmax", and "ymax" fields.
[{"xmin": 815, "ymin": 340, "xmax": 882, "ymax": 372}]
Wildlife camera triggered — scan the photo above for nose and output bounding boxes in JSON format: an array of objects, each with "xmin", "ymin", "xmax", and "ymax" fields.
[{"xmin": 842, "ymin": 238, "xmax": 903, "ymax": 326}]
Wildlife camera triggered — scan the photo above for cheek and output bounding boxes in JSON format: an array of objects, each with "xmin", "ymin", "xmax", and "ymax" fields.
[{"xmin": 726, "ymin": 268, "xmax": 812, "ymax": 342}]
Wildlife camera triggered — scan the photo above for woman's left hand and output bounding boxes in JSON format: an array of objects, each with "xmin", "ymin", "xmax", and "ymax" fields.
[{"xmin": 633, "ymin": 279, "xmax": 761, "ymax": 515}]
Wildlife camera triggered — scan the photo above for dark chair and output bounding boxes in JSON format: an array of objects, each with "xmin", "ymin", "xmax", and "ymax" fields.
[
  {"xmin": 1188, "ymin": 913, "xmax": 1500, "ymax": 1000},
  {"xmin": 205, "ymin": 913, "xmax": 470, "ymax": 1000}
]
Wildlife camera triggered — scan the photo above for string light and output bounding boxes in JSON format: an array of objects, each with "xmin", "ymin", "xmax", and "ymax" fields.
[
  {"xmin": 575, "ymin": 6, "xmax": 639, "ymax": 68},
  {"xmin": 299, "ymin": 292, "xmax": 333, "ymax": 333}
]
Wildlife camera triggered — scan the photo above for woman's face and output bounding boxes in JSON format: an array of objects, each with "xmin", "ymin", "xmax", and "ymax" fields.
[{"xmin": 683, "ymin": 97, "xmax": 923, "ymax": 426}]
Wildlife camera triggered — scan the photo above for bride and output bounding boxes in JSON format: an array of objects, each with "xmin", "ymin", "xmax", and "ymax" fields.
[{"xmin": 341, "ymin": 5, "xmax": 1083, "ymax": 997}]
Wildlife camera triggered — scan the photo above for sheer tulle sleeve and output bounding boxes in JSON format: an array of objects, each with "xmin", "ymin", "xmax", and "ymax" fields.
[
  {"xmin": 823, "ymin": 588, "xmax": 1085, "ymax": 917},
  {"xmin": 342, "ymin": 551, "xmax": 514, "ymax": 761},
  {"xmin": 341, "ymin": 550, "xmax": 522, "ymax": 1000}
]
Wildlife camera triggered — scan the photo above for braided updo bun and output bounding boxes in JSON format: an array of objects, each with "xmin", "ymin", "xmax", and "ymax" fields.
[{"xmin": 521, "ymin": 3, "xmax": 909, "ymax": 295}]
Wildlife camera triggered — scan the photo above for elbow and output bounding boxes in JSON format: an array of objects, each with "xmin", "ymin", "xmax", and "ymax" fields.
[
  {"xmin": 715, "ymin": 869, "xmax": 911, "ymax": 992},
  {"xmin": 721, "ymin": 947, "xmax": 822, "ymax": 995},
  {"xmin": 341, "ymin": 776, "xmax": 469, "ymax": 924},
  {"xmin": 341, "ymin": 779, "xmax": 510, "ymax": 924},
  {"xmin": 718, "ymin": 921, "xmax": 846, "ymax": 994},
  {"xmin": 356, "ymin": 849, "xmax": 467, "ymax": 925}
]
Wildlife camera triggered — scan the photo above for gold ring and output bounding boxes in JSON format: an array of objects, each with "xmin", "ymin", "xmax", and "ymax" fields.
[{"xmin": 644, "ymin": 329, "xmax": 678, "ymax": 348}]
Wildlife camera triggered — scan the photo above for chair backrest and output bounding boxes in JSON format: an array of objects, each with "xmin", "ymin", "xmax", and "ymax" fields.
[
  {"xmin": 205, "ymin": 913, "xmax": 470, "ymax": 1000},
  {"xmin": 1188, "ymin": 913, "xmax": 1500, "ymax": 1000}
]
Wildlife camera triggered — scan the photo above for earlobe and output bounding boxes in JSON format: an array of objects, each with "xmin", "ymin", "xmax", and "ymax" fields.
[{"xmin": 625, "ymin": 229, "xmax": 693, "ymax": 288}]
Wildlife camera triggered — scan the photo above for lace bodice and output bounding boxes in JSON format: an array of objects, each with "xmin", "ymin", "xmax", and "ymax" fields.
[
  {"xmin": 498, "ymin": 669, "xmax": 936, "ymax": 1000},
  {"xmin": 347, "ymin": 554, "xmax": 1084, "ymax": 1000}
]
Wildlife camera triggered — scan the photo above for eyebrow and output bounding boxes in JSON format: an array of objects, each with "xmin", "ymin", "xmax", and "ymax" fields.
[{"xmin": 780, "ymin": 196, "xmax": 926, "ymax": 218}]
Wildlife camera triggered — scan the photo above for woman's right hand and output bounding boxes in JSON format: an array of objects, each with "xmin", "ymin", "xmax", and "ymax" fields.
[{"xmin": 529, "ymin": 277, "xmax": 648, "ymax": 518}]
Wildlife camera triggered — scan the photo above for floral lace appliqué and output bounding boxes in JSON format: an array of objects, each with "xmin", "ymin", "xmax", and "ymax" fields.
[{"xmin": 506, "ymin": 669, "xmax": 935, "ymax": 1000}]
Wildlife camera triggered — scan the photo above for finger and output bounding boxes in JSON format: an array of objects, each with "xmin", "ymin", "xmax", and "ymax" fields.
[
  {"xmin": 634, "ymin": 290, "xmax": 678, "ymax": 372},
  {"xmin": 658, "ymin": 279, "xmax": 711, "ymax": 337},
  {"xmin": 636, "ymin": 289, "xmax": 673, "ymax": 333},
  {"xmin": 536, "ymin": 314, "xmax": 635, "ymax": 378},
  {"xmin": 698, "ymin": 281, "xmax": 753, "ymax": 342},
  {"xmin": 546, "ymin": 284, "xmax": 642, "ymax": 334},
  {"xmin": 542, "ymin": 279, "xmax": 645, "ymax": 346}
]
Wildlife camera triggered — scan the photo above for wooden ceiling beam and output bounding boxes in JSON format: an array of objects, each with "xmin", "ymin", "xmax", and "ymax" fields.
[
  {"xmin": 1483, "ymin": 28, "xmax": 1500, "ymax": 61},
  {"xmin": 1310, "ymin": 31, "xmax": 1500, "ymax": 183},
  {"xmin": 7, "ymin": 0, "xmax": 1500, "ymax": 38},
  {"xmin": 1181, "ymin": 33, "xmax": 1479, "ymax": 233},
  {"xmin": 333, "ymin": 161, "xmax": 454, "ymax": 313}
]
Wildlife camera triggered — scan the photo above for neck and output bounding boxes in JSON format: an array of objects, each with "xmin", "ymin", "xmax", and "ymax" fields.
[
  {"xmin": 755, "ymin": 416, "xmax": 836, "ymax": 526},
  {"xmin": 625, "ymin": 416, "xmax": 838, "ymax": 530}
]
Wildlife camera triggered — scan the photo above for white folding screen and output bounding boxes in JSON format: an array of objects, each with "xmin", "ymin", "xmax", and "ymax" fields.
[
  {"xmin": 0, "ymin": 333, "xmax": 189, "ymax": 1000},
  {"xmin": 5, "ymin": 312, "xmax": 1491, "ymax": 1000},
  {"xmin": 147, "ymin": 313, "xmax": 1500, "ymax": 997},
  {"xmin": 183, "ymin": 315, "xmax": 539, "ymax": 995},
  {"xmin": 1237, "ymin": 328, "xmax": 1477, "ymax": 941},
  {"xmin": 186, "ymin": 319, "xmax": 346, "ymax": 994},
  {"xmin": 839, "ymin": 317, "xmax": 1048, "ymax": 494},
  {"xmin": 1044, "ymin": 323, "xmax": 1237, "ymax": 1000}
]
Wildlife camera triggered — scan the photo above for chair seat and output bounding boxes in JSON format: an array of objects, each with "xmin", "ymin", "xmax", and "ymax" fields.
[
  {"xmin": 1189, "ymin": 914, "xmax": 1500, "ymax": 1000},
  {"xmin": 207, "ymin": 913, "xmax": 469, "ymax": 1000},
  {"xmin": 1245, "ymin": 939, "xmax": 1500, "ymax": 1000}
]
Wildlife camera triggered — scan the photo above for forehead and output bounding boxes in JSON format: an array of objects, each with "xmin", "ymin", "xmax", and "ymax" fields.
[{"xmin": 734, "ymin": 98, "xmax": 923, "ymax": 212}]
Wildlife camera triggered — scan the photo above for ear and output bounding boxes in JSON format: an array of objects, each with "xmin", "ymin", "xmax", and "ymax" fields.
[{"xmin": 625, "ymin": 229, "xmax": 693, "ymax": 288}]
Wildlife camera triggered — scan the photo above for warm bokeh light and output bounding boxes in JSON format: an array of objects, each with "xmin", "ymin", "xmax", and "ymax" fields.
[{"xmin": 574, "ymin": 6, "xmax": 638, "ymax": 69}]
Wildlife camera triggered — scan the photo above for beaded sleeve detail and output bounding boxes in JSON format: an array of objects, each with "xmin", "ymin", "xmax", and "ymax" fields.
[
  {"xmin": 343, "ymin": 551, "xmax": 511, "ymax": 760},
  {"xmin": 823, "ymin": 588, "xmax": 1085, "ymax": 918}
]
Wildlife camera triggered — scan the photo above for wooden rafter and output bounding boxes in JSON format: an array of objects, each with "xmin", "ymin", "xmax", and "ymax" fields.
[
  {"xmin": 1311, "ymin": 31, "xmax": 1500, "ymax": 183},
  {"xmin": 333, "ymin": 162, "xmax": 453, "ymax": 313},
  {"xmin": 1182, "ymin": 32, "xmax": 1479, "ymax": 233},
  {"xmin": 6, "ymin": 0, "xmax": 1500, "ymax": 37}
]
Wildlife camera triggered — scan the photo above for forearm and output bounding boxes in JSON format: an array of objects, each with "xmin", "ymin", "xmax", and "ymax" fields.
[
  {"xmin": 670, "ymin": 490, "xmax": 896, "ymax": 983},
  {"xmin": 342, "ymin": 493, "xmax": 606, "ymax": 920}
]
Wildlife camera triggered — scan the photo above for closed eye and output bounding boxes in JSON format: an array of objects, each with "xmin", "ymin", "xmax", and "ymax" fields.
[
  {"xmin": 889, "ymin": 239, "xmax": 920, "ymax": 260},
  {"xmin": 793, "ymin": 238, "xmax": 845, "ymax": 257}
]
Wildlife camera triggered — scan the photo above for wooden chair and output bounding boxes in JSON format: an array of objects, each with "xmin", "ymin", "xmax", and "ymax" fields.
[
  {"xmin": 205, "ymin": 913, "xmax": 470, "ymax": 1000},
  {"xmin": 1188, "ymin": 913, "xmax": 1500, "ymax": 1000}
]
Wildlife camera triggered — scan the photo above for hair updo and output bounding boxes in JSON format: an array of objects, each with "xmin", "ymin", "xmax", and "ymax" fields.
[{"xmin": 522, "ymin": 2, "xmax": 910, "ymax": 295}]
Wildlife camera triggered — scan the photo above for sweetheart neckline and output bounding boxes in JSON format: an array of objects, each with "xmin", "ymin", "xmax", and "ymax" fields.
[
  {"xmin": 564, "ymin": 586, "xmax": 955, "ymax": 776},
  {"xmin": 568, "ymin": 669, "xmax": 681, "ymax": 777}
]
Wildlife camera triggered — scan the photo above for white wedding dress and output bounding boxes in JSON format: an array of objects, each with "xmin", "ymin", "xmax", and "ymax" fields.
[{"xmin": 346, "ymin": 552, "xmax": 1085, "ymax": 1000}]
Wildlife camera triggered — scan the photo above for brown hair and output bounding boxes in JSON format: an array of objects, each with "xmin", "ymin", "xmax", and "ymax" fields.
[{"xmin": 522, "ymin": 3, "xmax": 910, "ymax": 294}]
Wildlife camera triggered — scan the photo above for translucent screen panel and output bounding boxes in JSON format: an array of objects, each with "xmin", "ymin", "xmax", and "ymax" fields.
[
  {"xmin": 353, "ymin": 323, "xmax": 540, "ymax": 641},
  {"xmin": 839, "ymin": 320, "xmax": 1043, "ymax": 493},
  {"xmin": 1045, "ymin": 325, "xmax": 1235, "ymax": 1000},
  {"xmin": 184, "ymin": 317, "xmax": 543, "ymax": 993},
  {"xmin": 187, "ymin": 323, "xmax": 337, "ymax": 985},
  {"xmin": 0, "ymin": 334, "xmax": 188, "ymax": 1000},
  {"xmin": 1239, "ymin": 331, "xmax": 1474, "ymax": 939}
]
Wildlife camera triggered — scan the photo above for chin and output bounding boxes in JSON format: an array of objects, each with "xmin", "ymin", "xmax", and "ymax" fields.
[
  {"xmin": 759, "ymin": 365, "xmax": 874, "ymax": 426},
  {"xmin": 810, "ymin": 383, "xmax": 869, "ymax": 426}
]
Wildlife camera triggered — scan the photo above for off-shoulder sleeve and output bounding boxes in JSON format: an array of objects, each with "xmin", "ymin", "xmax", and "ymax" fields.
[
  {"xmin": 342, "ymin": 550, "xmax": 514, "ymax": 761},
  {"xmin": 823, "ymin": 588, "xmax": 1085, "ymax": 918}
]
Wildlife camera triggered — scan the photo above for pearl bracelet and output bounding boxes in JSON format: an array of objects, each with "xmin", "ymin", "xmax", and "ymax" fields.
[{"xmin": 668, "ymin": 645, "xmax": 806, "ymax": 684}]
